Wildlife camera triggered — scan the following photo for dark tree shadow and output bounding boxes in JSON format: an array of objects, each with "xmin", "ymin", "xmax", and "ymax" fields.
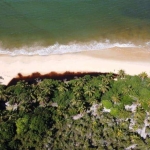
[
  {"xmin": 0, "ymin": 100, "xmax": 6, "ymax": 110},
  {"xmin": 8, "ymin": 71, "xmax": 118, "ymax": 86}
]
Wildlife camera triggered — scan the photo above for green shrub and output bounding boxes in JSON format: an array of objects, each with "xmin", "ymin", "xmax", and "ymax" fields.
[{"xmin": 101, "ymin": 99, "xmax": 113, "ymax": 109}]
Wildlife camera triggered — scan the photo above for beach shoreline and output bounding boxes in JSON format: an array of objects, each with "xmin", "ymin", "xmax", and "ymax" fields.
[{"xmin": 0, "ymin": 47, "xmax": 150, "ymax": 85}]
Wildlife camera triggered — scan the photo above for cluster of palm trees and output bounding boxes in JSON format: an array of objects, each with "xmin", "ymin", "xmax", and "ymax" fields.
[{"xmin": 0, "ymin": 71, "xmax": 150, "ymax": 149}]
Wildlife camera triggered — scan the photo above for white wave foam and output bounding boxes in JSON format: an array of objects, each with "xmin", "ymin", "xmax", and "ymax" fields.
[
  {"xmin": 146, "ymin": 42, "xmax": 150, "ymax": 46},
  {"xmin": 0, "ymin": 40, "xmax": 141, "ymax": 56}
]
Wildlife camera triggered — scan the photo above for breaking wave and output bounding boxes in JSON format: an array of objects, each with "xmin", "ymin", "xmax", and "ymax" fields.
[{"xmin": 0, "ymin": 40, "xmax": 148, "ymax": 56}]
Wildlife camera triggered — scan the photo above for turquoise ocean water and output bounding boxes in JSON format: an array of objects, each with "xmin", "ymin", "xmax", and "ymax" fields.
[{"xmin": 0, "ymin": 0, "xmax": 150, "ymax": 55}]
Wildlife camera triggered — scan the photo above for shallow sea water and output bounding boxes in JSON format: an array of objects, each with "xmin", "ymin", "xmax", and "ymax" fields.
[{"xmin": 0, "ymin": 0, "xmax": 150, "ymax": 55}]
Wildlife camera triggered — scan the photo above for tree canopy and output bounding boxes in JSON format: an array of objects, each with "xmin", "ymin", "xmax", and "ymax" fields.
[{"xmin": 1, "ymin": 72, "xmax": 150, "ymax": 149}]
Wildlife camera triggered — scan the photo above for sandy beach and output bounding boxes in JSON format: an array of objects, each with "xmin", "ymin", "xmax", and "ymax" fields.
[{"xmin": 0, "ymin": 47, "xmax": 150, "ymax": 85}]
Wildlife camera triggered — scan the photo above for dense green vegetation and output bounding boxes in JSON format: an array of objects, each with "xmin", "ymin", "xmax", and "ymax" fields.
[{"xmin": 1, "ymin": 71, "xmax": 150, "ymax": 149}]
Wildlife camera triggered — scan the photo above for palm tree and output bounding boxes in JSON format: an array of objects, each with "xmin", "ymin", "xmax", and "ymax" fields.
[
  {"xmin": 98, "ymin": 83, "xmax": 109, "ymax": 93},
  {"xmin": 57, "ymin": 83, "xmax": 68, "ymax": 93},
  {"xmin": 138, "ymin": 72, "xmax": 148, "ymax": 81},
  {"xmin": 70, "ymin": 77, "xmax": 86, "ymax": 90},
  {"xmin": 0, "ymin": 85, "xmax": 7, "ymax": 101},
  {"xmin": 70, "ymin": 99, "xmax": 86, "ymax": 114},
  {"xmin": 33, "ymin": 79, "xmax": 55, "ymax": 105},
  {"xmin": 84, "ymin": 85, "xmax": 95, "ymax": 98},
  {"xmin": 102, "ymin": 76, "xmax": 110, "ymax": 84},
  {"xmin": 106, "ymin": 72, "xmax": 115, "ymax": 79},
  {"xmin": 146, "ymin": 80, "xmax": 150, "ymax": 87},
  {"xmin": 111, "ymin": 93, "xmax": 120, "ymax": 104},
  {"xmin": 6, "ymin": 81, "xmax": 33, "ymax": 106},
  {"xmin": 73, "ymin": 89, "xmax": 83, "ymax": 99},
  {"xmin": 118, "ymin": 69, "xmax": 126, "ymax": 79},
  {"xmin": 38, "ymin": 79, "xmax": 54, "ymax": 95}
]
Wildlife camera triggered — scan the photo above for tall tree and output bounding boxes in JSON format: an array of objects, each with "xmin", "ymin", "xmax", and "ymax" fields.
[
  {"xmin": 139, "ymin": 72, "xmax": 148, "ymax": 81},
  {"xmin": 0, "ymin": 85, "xmax": 7, "ymax": 101},
  {"xmin": 118, "ymin": 69, "xmax": 126, "ymax": 79}
]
